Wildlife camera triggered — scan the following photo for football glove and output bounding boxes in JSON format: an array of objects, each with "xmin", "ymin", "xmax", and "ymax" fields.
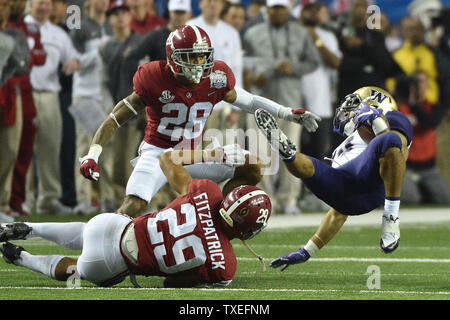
[
  {"xmin": 207, "ymin": 137, "xmax": 246, "ymax": 167},
  {"xmin": 282, "ymin": 108, "xmax": 322, "ymax": 133},
  {"xmin": 270, "ymin": 247, "xmax": 311, "ymax": 271},
  {"xmin": 79, "ymin": 156, "xmax": 99, "ymax": 181},
  {"xmin": 222, "ymin": 144, "xmax": 246, "ymax": 167},
  {"xmin": 352, "ymin": 103, "xmax": 388, "ymax": 135}
]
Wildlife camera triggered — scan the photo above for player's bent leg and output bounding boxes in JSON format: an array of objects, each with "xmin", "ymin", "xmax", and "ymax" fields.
[
  {"xmin": 314, "ymin": 208, "xmax": 348, "ymax": 248},
  {"xmin": 1, "ymin": 221, "xmax": 85, "ymax": 250},
  {"xmin": 77, "ymin": 213, "xmax": 131, "ymax": 286},
  {"xmin": 116, "ymin": 195, "xmax": 147, "ymax": 217},
  {"xmin": 254, "ymin": 109, "xmax": 315, "ymax": 179},
  {"xmin": 1, "ymin": 242, "xmax": 68, "ymax": 281},
  {"xmin": 284, "ymin": 153, "xmax": 315, "ymax": 179},
  {"xmin": 377, "ymin": 133, "xmax": 406, "ymax": 254},
  {"xmin": 222, "ymin": 154, "xmax": 262, "ymax": 196},
  {"xmin": 270, "ymin": 208, "xmax": 347, "ymax": 271},
  {"xmin": 122, "ymin": 143, "xmax": 169, "ymax": 216}
]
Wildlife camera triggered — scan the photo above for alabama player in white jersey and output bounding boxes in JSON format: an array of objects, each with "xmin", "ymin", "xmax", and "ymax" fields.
[
  {"xmin": 79, "ymin": 24, "xmax": 321, "ymax": 217},
  {"xmin": 0, "ymin": 148, "xmax": 272, "ymax": 287}
]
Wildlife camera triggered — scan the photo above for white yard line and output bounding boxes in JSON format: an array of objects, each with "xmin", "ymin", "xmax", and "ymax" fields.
[
  {"xmin": 2, "ymin": 255, "xmax": 449, "ymax": 263},
  {"xmin": 232, "ymin": 244, "xmax": 450, "ymax": 251},
  {"xmin": 268, "ymin": 207, "xmax": 450, "ymax": 229},
  {"xmin": 0, "ymin": 286, "xmax": 448, "ymax": 295},
  {"xmin": 237, "ymin": 257, "xmax": 450, "ymax": 263}
]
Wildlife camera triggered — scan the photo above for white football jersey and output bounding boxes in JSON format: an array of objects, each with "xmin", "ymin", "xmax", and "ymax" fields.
[{"xmin": 329, "ymin": 131, "xmax": 368, "ymax": 168}]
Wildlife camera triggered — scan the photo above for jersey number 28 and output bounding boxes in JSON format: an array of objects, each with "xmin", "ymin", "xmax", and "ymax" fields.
[{"xmin": 157, "ymin": 102, "xmax": 213, "ymax": 140}]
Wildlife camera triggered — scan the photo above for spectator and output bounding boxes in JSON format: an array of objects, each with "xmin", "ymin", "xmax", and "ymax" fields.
[
  {"xmin": 337, "ymin": 0, "xmax": 403, "ymax": 103},
  {"xmin": 51, "ymin": 0, "xmax": 79, "ymax": 211},
  {"xmin": 25, "ymin": 0, "xmax": 81, "ymax": 215},
  {"xmin": 70, "ymin": 0, "xmax": 116, "ymax": 214},
  {"xmin": 187, "ymin": 0, "xmax": 244, "ymax": 132},
  {"xmin": 241, "ymin": 0, "xmax": 268, "ymax": 37},
  {"xmin": 434, "ymin": 6, "xmax": 450, "ymax": 187},
  {"xmin": 7, "ymin": 0, "xmax": 47, "ymax": 217},
  {"xmin": 391, "ymin": 17, "xmax": 440, "ymax": 105},
  {"xmin": 127, "ymin": 0, "xmax": 192, "ymax": 61},
  {"xmin": 128, "ymin": 0, "xmax": 167, "ymax": 34},
  {"xmin": 99, "ymin": 0, "xmax": 145, "ymax": 209},
  {"xmin": 0, "ymin": 0, "xmax": 23, "ymax": 222},
  {"xmin": 0, "ymin": 32, "xmax": 14, "ymax": 87},
  {"xmin": 246, "ymin": 0, "xmax": 266, "ymax": 21},
  {"xmin": 243, "ymin": 0, "xmax": 320, "ymax": 214},
  {"xmin": 379, "ymin": 12, "xmax": 402, "ymax": 53},
  {"xmin": 300, "ymin": 1, "xmax": 341, "ymax": 163},
  {"xmin": 396, "ymin": 71, "xmax": 450, "ymax": 205},
  {"xmin": 221, "ymin": 2, "xmax": 246, "ymax": 33}
]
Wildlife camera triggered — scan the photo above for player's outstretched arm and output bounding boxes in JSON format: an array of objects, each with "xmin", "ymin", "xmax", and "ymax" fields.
[
  {"xmin": 270, "ymin": 208, "xmax": 347, "ymax": 271},
  {"xmin": 160, "ymin": 147, "xmax": 243, "ymax": 195},
  {"xmin": 79, "ymin": 92, "xmax": 146, "ymax": 181},
  {"xmin": 223, "ymin": 87, "xmax": 321, "ymax": 132}
]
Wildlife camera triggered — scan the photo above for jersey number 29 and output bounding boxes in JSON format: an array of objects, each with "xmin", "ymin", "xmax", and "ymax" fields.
[{"xmin": 147, "ymin": 203, "xmax": 207, "ymax": 274}]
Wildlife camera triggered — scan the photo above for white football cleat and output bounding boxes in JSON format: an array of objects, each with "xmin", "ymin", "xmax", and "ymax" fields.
[{"xmin": 380, "ymin": 215, "xmax": 400, "ymax": 253}]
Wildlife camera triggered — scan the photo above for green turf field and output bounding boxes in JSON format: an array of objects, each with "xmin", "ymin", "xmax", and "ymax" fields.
[{"xmin": 0, "ymin": 213, "xmax": 449, "ymax": 300}]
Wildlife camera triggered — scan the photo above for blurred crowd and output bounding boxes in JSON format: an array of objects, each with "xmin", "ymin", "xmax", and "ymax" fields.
[{"xmin": 0, "ymin": 0, "xmax": 449, "ymax": 221}]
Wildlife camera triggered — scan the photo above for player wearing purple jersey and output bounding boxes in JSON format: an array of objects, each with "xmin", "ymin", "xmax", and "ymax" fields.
[{"xmin": 255, "ymin": 87, "xmax": 413, "ymax": 271}]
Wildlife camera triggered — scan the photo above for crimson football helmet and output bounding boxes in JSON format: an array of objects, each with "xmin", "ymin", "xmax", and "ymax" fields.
[
  {"xmin": 166, "ymin": 25, "xmax": 214, "ymax": 84},
  {"xmin": 219, "ymin": 185, "xmax": 272, "ymax": 240}
]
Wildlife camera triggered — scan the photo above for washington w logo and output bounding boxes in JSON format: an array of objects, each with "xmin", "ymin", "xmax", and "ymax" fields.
[{"xmin": 370, "ymin": 89, "xmax": 389, "ymax": 104}]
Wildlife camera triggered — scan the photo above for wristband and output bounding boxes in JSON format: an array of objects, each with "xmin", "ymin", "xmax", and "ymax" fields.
[
  {"xmin": 87, "ymin": 144, "xmax": 103, "ymax": 162},
  {"xmin": 372, "ymin": 117, "xmax": 389, "ymax": 135},
  {"xmin": 278, "ymin": 106, "xmax": 292, "ymax": 120}
]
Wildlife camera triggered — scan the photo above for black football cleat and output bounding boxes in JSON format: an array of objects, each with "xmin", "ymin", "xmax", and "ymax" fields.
[
  {"xmin": 254, "ymin": 109, "xmax": 297, "ymax": 161},
  {"xmin": 1, "ymin": 242, "xmax": 25, "ymax": 264},
  {"xmin": 0, "ymin": 222, "xmax": 32, "ymax": 242}
]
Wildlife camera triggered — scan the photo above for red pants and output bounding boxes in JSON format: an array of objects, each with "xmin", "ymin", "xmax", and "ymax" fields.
[{"xmin": 9, "ymin": 74, "xmax": 37, "ymax": 215}]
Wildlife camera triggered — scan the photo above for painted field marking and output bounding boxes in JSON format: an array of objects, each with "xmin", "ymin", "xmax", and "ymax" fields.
[{"xmin": 0, "ymin": 286, "xmax": 448, "ymax": 295}]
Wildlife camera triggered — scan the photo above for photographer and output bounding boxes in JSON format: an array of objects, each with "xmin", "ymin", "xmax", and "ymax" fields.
[{"xmin": 396, "ymin": 72, "xmax": 450, "ymax": 205}]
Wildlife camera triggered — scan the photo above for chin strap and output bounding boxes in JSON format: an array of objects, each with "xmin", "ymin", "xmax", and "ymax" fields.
[
  {"xmin": 241, "ymin": 239, "xmax": 266, "ymax": 271},
  {"xmin": 130, "ymin": 273, "xmax": 142, "ymax": 288}
]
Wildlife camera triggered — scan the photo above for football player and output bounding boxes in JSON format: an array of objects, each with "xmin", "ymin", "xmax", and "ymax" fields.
[
  {"xmin": 79, "ymin": 24, "xmax": 321, "ymax": 217},
  {"xmin": 0, "ymin": 148, "xmax": 272, "ymax": 287},
  {"xmin": 254, "ymin": 87, "xmax": 413, "ymax": 271}
]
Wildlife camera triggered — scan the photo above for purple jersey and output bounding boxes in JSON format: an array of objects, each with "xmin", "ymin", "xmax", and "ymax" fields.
[{"xmin": 303, "ymin": 111, "xmax": 412, "ymax": 215}]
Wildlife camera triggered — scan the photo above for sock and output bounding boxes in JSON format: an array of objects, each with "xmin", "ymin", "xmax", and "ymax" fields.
[
  {"xmin": 16, "ymin": 252, "xmax": 65, "ymax": 280},
  {"xmin": 25, "ymin": 222, "xmax": 86, "ymax": 250},
  {"xmin": 304, "ymin": 240, "xmax": 320, "ymax": 256},
  {"xmin": 383, "ymin": 197, "xmax": 400, "ymax": 220}
]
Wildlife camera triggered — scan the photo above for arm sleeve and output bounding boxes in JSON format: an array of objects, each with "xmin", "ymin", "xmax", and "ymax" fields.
[{"xmin": 232, "ymin": 86, "xmax": 287, "ymax": 117}]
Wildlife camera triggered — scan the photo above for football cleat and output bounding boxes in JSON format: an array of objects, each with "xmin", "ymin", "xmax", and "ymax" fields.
[
  {"xmin": 270, "ymin": 248, "xmax": 310, "ymax": 271},
  {"xmin": 380, "ymin": 215, "xmax": 400, "ymax": 254},
  {"xmin": 0, "ymin": 222, "xmax": 32, "ymax": 242},
  {"xmin": 1, "ymin": 242, "xmax": 25, "ymax": 264},
  {"xmin": 254, "ymin": 109, "xmax": 297, "ymax": 161}
]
